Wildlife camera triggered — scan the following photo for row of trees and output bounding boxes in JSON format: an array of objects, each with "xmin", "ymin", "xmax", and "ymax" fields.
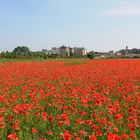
[
  {"xmin": 0, "ymin": 46, "xmax": 54, "ymax": 59},
  {"xmin": 0, "ymin": 46, "xmax": 95, "ymax": 59}
]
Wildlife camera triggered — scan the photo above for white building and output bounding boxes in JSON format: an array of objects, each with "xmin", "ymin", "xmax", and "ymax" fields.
[
  {"xmin": 74, "ymin": 47, "xmax": 87, "ymax": 56},
  {"xmin": 60, "ymin": 46, "xmax": 70, "ymax": 56},
  {"xmin": 52, "ymin": 47, "xmax": 60, "ymax": 55},
  {"xmin": 109, "ymin": 51, "xmax": 115, "ymax": 57}
]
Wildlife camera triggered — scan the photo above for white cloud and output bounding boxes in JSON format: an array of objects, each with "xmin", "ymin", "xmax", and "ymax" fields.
[{"xmin": 101, "ymin": 2, "xmax": 140, "ymax": 17}]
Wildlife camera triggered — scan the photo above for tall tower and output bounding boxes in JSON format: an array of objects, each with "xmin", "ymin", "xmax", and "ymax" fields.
[{"xmin": 125, "ymin": 46, "xmax": 128, "ymax": 56}]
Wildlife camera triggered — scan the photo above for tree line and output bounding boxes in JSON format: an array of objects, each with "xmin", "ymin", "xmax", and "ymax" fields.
[{"xmin": 0, "ymin": 46, "xmax": 94, "ymax": 59}]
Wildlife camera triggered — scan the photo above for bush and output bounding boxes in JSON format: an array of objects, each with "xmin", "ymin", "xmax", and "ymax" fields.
[{"xmin": 87, "ymin": 53, "xmax": 94, "ymax": 59}]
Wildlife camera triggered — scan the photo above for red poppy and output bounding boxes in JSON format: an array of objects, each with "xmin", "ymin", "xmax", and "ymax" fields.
[{"xmin": 32, "ymin": 127, "xmax": 37, "ymax": 134}]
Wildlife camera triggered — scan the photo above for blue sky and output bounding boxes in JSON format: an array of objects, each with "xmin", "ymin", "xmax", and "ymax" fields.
[{"xmin": 0, "ymin": 0, "xmax": 140, "ymax": 52}]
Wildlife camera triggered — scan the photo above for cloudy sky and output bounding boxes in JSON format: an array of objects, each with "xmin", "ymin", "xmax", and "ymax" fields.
[{"xmin": 0, "ymin": 0, "xmax": 140, "ymax": 52}]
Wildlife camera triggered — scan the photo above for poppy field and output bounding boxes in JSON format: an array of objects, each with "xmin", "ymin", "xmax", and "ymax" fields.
[{"xmin": 0, "ymin": 60, "xmax": 140, "ymax": 140}]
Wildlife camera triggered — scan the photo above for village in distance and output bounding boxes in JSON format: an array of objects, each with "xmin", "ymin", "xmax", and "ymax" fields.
[{"xmin": 1, "ymin": 45, "xmax": 140, "ymax": 59}]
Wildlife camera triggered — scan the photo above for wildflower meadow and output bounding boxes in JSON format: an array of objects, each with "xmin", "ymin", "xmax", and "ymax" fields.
[{"xmin": 0, "ymin": 60, "xmax": 140, "ymax": 140}]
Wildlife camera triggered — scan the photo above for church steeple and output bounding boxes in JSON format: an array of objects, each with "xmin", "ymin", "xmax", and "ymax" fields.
[{"xmin": 125, "ymin": 46, "xmax": 128, "ymax": 56}]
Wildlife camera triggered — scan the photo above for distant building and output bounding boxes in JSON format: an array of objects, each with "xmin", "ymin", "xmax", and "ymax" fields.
[
  {"xmin": 52, "ymin": 47, "xmax": 60, "ymax": 55},
  {"xmin": 109, "ymin": 50, "xmax": 114, "ymax": 57},
  {"xmin": 74, "ymin": 47, "xmax": 87, "ymax": 56},
  {"xmin": 60, "ymin": 46, "xmax": 70, "ymax": 56},
  {"xmin": 94, "ymin": 52, "xmax": 109, "ymax": 58},
  {"xmin": 128, "ymin": 54, "xmax": 140, "ymax": 58},
  {"xmin": 101, "ymin": 53, "xmax": 109, "ymax": 58},
  {"xmin": 115, "ymin": 52, "xmax": 122, "ymax": 56},
  {"xmin": 69, "ymin": 47, "xmax": 74, "ymax": 55},
  {"xmin": 42, "ymin": 46, "xmax": 87, "ymax": 56},
  {"xmin": 42, "ymin": 49, "xmax": 48, "ymax": 53},
  {"xmin": 125, "ymin": 46, "xmax": 129, "ymax": 56}
]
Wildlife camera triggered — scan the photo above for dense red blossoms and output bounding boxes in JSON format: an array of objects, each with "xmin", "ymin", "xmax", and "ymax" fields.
[{"xmin": 0, "ymin": 60, "xmax": 140, "ymax": 139}]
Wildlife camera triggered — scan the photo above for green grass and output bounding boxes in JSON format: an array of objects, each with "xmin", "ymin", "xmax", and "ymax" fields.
[
  {"xmin": 0, "ymin": 58, "xmax": 89, "ymax": 63},
  {"xmin": 0, "ymin": 58, "xmax": 49, "ymax": 62},
  {"xmin": 65, "ymin": 61, "xmax": 88, "ymax": 65}
]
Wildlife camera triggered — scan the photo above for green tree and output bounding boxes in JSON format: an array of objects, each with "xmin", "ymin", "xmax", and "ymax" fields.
[
  {"xmin": 13, "ymin": 46, "xmax": 30, "ymax": 55},
  {"xmin": 1, "ymin": 51, "xmax": 6, "ymax": 58},
  {"xmin": 87, "ymin": 52, "xmax": 94, "ymax": 59}
]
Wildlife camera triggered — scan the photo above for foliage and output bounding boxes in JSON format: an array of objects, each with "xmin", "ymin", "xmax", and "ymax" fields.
[
  {"xmin": 13, "ymin": 46, "xmax": 30, "ymax": 55},
  {"xmin": 87, "ymin": 53, "xmax": 94, "ymax": 59}
]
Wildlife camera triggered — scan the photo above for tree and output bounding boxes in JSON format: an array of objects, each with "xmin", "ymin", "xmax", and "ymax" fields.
[
  {"xmin": 87, "ymin": 51, "xmax": 94, "ymax": 59},
  {"xmin": 131, "ymin": 48, "xmax": 139, "ymax": 54},
  {"xmin": 1, "ymin": 51, "xmax": 6, "ymax": 58},
  {"xmin": 13, "ymin": 46, "xmax": 30, "ymax": 55}
]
